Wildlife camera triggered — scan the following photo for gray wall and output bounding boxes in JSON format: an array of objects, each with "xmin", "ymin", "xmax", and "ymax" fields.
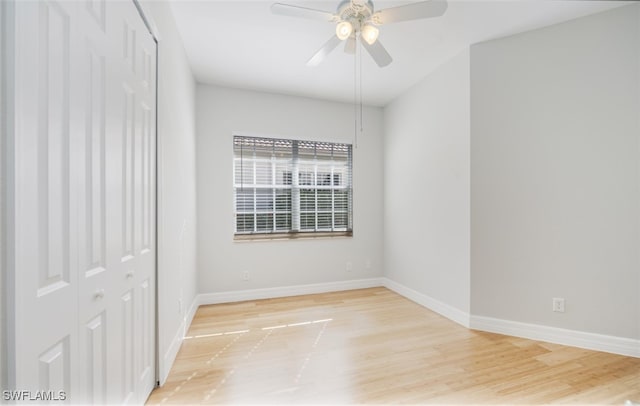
[
  {"xmin": 141, "ymin": 0, "xmax": 198, "ymax": 382},
  {"xmin": 383, "ymin": 49, "xmax": 471, "ymax": 315},
  {"xmin": 470, "ymin": 4, "xmax": 640, "ymax": 339},
  {"xmin": 383, "ymin": 4, "xmax": 639, "ymax": 341},
  {"xmin": 196, "ymin": 85, "xmax": 384, "ymax": 293},
  {"xmin": 0, "ymin": 0, "xmax": 9, "ymax": 392}
]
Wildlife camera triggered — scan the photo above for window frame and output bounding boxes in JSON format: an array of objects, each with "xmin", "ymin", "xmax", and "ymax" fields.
[{"xmin": 233, "ymin": 135, "xmax": 353, "ymax": 240}]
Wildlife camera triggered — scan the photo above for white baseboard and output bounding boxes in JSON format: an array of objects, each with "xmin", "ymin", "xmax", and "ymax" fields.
[
  {"xmin": 159, "ymin": 295, "xmax": 200, "ymax": 385},
  {"xmin": 185, "ymin": 295, "xmax": 199, "ymax": 332},
  {"xmin": 160, "ymin": 319, "xmax": 184, "ymax": 386},
  {"xmin": 197, "ymin": 277, "xmax": 384, "ymax": 306},
  {"xmin": 381, "ymin": 278, "xmax": 471, "ymax": 328},
  {"xmin": 160, "ymin": 277, "xmax": 638, "ymax": 385},
  {"xmin": 158, "ymin": 278, "xmax": 383, "ymax": 384},
  {"xmin": 381, "ymin": 277, "xmax": 639, "ymax": 358},
  {"xmin": 470, "ymin": 315, "xmax": 640, "ymax": 358}
]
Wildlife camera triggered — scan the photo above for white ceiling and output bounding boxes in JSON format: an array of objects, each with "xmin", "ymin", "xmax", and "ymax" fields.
[{"xmin": 168, "ymin": 0, "xmax": 630, "ymax": 106}]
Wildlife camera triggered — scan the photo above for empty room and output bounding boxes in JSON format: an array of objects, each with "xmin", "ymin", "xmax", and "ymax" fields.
[{"xmin": 1, "ymin": 0, "xmax": 639, "ymax": 404}]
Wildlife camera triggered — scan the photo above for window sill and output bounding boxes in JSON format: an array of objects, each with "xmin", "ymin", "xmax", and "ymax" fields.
[{"xmin": 234, "ymin": 231, "xmax": 353, "ymax": 242}]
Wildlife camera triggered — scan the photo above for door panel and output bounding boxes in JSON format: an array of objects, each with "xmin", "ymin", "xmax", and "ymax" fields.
[
  {"xmin": 11, "ymin": 0, "xmax": 156, "ymax": 403},
  {"xmin": 38, "ymin": 0, "xmax": 71, "ymax": 296},
  {"xmin": 13, "ymin": 0, "xmax": 79, "ymax": 396},
  {"xmin": 38, "ymin": 338, "xmax": 70, "ymax": 393},
  {"xmin": 121, "ymin": 290, "xmax": 135, "ymax": 404},
  {"xmin": 84, "ymin": 313, "xmax": 106, "ymax": 404},
  {"xmin": 77, "ymin": 4, "xmax": 112, "ymax": 401}
]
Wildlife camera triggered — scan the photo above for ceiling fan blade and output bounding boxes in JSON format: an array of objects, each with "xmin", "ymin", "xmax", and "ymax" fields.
[
  {"xmin": 361, "ymin": 39, "xmax": 392, "ymax": 67},
  {"xmin": 344, "ymin": 36, "xmax": 356, "ymax": 55},
  {"xmin": 373, "ymin": 1, "xmax": 448, "ymax": 25},
  {"xmin": 307, "ymin": 35, "xmax": 342, "ymax": 67},
  {"xmin": 271, "ymin": 3, "xmax": 335, "ymax": 22}
]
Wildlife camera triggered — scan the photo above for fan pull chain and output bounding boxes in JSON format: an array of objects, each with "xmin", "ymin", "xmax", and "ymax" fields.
[
  {"xmin": 354, "ymin": 35, "xmax": 358, "ymax": 149},
  {"xmin": 359, "ymin": 40, "xmax": 363, "ymax": 134}
]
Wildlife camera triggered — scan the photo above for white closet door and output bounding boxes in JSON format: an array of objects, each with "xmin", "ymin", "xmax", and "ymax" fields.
[
  {"xmin": 11, "ymin": 1, "xmax": 156, "ymax": 403},
  {"xmin": 103, "ymin": 1, "xmax": 157, "ymax": 403}
]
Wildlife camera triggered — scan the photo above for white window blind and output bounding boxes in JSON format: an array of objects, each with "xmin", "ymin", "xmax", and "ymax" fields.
[{"xmin": 233, "ymin": 135, "xmax": 353, "ymax": 237}]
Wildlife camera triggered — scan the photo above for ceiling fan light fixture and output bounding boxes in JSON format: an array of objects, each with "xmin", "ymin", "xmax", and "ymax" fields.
[
  {"xmin": 271, "ymin": 0, "xmax": 448, "ymax": 67},
  {"xmin": 336, "ymin": 21, "xmax": 353, "ymax": 40},
  {"xmin": 361, "ymin": 23, "xmax": 379, "ymax": 45}
]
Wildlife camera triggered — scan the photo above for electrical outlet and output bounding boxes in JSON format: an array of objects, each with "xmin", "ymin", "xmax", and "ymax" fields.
[
  {"xmin": 346, "ymin": 261, "xmax": 353, "ymax": 272},
  {"xmin": 552, "ymin": 298, "xmax": 565, "ymax": 313},
  {"xmin": 242, "ymin": 271, "xmax": 250, "ymax": 281}
]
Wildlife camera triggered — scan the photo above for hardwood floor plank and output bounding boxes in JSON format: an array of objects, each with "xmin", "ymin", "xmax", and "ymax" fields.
[{"xmin": 147, "ymin": 287, "xmax": 640, "ymax": 404}]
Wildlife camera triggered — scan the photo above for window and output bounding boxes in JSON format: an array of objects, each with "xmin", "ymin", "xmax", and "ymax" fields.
[{"xmin": 233, "ymin": 135, "xmax": 353, "ymax": 238}]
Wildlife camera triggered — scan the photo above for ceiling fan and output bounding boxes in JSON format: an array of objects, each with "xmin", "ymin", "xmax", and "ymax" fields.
[{"xmin": 271, "ymin": 0, "xmax": 448, "ymax": 67}]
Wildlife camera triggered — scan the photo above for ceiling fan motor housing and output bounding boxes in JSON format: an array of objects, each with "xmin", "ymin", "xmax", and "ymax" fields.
[
  {"xmin": 337, "ymin": 0, "xmax": 376, "ymax": 30},
  {"xmin": 271, "ymin": 0, "xmax": 448, "ymax": 67}
]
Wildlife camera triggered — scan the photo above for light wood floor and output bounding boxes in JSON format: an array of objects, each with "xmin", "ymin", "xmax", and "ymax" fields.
[{"xmin": 147, "ymin": 288, "xmax": 640, "ymax": 404}]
